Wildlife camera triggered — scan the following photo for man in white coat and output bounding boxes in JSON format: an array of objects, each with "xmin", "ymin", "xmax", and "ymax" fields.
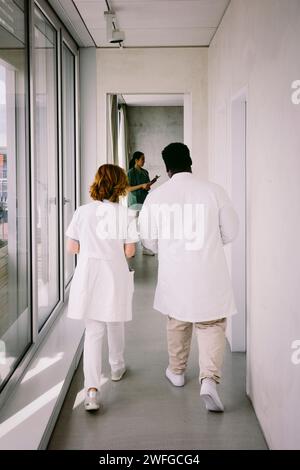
[{"xmin": 139, "ymin": 143, "xmax": 239, "ymax": 412}]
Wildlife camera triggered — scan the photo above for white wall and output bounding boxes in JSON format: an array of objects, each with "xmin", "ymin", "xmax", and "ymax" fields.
[
  {"xmin": 127, "ymin": 106, "xmax": 183, "ymax": 187},
  {"xmin": 209, "ymin": 0, "xmax": 300, "ymax": 450},
  {"xmin": 95, "ymin": 48, "xmax": 207, "ymax": 192}
]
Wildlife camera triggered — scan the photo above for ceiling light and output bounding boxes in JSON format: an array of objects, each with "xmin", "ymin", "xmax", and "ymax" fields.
[{"xmin": 104, "ymin": 10, "xmax": 124, "ymax": 44}]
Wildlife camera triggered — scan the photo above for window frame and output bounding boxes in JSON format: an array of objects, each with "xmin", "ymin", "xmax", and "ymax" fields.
[
  {"xmin": 0, "ymin": 0, "xmax": 80, "ymax": 408},
  {"xmin": 61, "ymin": 34, "xmax": 80, "ymax": 291},
  {"xmin": 33, "ymin": 1, "xmax": 61, "ymax": 331},
  {"xmin": 0, "ymin": 0, "xmax": 32, "ymax": 397}
]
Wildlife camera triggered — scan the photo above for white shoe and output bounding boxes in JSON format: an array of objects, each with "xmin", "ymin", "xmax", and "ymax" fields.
[
  {"xmin": 165, "ymin": 367, "xmax": 185, "ymax": 387},
  {"xmin": 111, "ymin": 367, "xmax": 127, "ymax": 381},
  {"xmin": 200, "ymin": 378, "xmax": 224, "ymax": 412},
  {"xmin": 142, "ymin": 248, "xmax": 155, "ymax": 256},
  {"xmin": 84, "ymin": 389, "xmax": 100, "ymax": 411}
]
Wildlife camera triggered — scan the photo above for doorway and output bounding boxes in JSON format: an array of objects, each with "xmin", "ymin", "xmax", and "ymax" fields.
[
  {"xmin": 106, "ymin": 93, "xmax": 186, "ymax": 186},
  {"xmin": 230, "ymin": 90, "xmax": 247, "ymax": 352}
]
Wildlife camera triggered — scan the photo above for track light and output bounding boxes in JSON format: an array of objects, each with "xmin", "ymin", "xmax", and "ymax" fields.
[{"xmin": 104, "ymin": 10, "xmax": 124, "ymax": 44}]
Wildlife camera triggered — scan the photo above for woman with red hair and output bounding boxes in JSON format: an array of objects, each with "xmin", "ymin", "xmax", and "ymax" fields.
[{"xmin": 66, "ymin": 164, "xmax": 139, "ymax": 411}]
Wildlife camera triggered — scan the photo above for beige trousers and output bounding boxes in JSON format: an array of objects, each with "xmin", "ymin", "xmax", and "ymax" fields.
[{"xmin": 167, "ymin": 316, "xmax": 227, "ymax": 384}]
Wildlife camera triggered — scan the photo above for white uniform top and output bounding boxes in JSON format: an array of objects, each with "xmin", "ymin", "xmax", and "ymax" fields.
[
  {"xmin": 139, "ymin": 172, "xmax": 239, "ymax": 323},
  {"xmin": 66, "ymin": 200, "xmax": 139, "ymax": 322}
]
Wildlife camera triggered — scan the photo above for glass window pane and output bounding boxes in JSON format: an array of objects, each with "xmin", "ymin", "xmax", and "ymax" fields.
[
  {"xmin": 34, "ymin": 7, "xmax": 59, "ymax": 329},
  {"xmin": 0, "ymin": 0, "xmax": 31, "ymax": 390},
  {"xmin": 62, "ymin": 44, "xmax": 76, "ymax": 286}
]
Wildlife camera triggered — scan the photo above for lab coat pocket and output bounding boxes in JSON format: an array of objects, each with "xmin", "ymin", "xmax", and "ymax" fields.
[{"xmin": 67, "ymin": 264, "xmax": 90, "ymax": 319}]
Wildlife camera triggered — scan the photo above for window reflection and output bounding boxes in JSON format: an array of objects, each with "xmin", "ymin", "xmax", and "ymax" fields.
[
  {"xmin": 0, "ymin": 0, "xmax": 31, "ymax": 390},
  {"xmin": 62, "ymin": 44, "xmax": 76, "ymax": 286},
  {"xmin": 0, "ymin": 1, "xmax": 78, "ymax": 394},
  {"xmin": 34, "ymin": 6, "xmax": 60, "ymax": 329}
]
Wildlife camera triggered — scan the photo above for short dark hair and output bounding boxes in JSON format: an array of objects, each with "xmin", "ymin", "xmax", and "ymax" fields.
[{"xmin": 162, "ymin": 143, "xmax": 192, "ymax": 172}]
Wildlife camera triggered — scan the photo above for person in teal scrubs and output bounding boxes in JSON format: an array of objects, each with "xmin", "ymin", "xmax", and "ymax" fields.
[
  {"xmin": 127, "ymin": 151, "xmax": 159, "ymax": 255},
  {"xmin": 127, "ymin": 151, "xmax": 151, "ymax": 209}
]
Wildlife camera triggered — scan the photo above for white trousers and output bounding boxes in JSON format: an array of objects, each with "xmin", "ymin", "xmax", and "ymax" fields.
[{"xmin": 83, "ymin": 319, "xmax": 125, "ymax": 391}]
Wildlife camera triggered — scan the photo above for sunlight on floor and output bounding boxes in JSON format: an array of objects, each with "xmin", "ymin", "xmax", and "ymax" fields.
[
  {"xmin": 0, "ymin": 381, "xmax": 63, "ymax": 439},
  {"xmin": 22, "ymin": 353, "xmax": 64, "ymax": 383}
]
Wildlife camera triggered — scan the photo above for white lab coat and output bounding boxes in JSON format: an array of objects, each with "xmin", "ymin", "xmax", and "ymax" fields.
[
  {"xmin": 66, "ymin": 200, "xmax": 139, "ymax": 322},
  {"xmin": 139, "ymin": 172, "xmax": 239, "ymax": 323}
]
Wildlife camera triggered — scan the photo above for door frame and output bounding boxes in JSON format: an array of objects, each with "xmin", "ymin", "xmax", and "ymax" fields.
[{"xmin": 230, "ymin": 86, "xmax": 248, "ymax": 353}]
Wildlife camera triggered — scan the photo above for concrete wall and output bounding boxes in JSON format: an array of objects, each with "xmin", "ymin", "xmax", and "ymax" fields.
[
  {"xmin": 95, "ymin": 48, "xmax": 208, "ymax": 197},
  {"xmin": 127, "ymin": 106, "xmax": 183, "ymax": 186},
  {"xmin": 208, "ymin": 0, "xmax": 300, "ymax": 449}
]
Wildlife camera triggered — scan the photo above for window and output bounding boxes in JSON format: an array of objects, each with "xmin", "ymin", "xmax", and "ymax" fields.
[
  {"xmin": 34, "ymin": 6, "xmax": 60, "ymax": 329},
  {"xmin": 62, "ymin": 43, "xmax": 76, "ymax": 286},
  {"xmin": 0, "ymin": 0, "xmax": 79, "ymax": 400},
  {"xmin": 0, "ymin": 0, "xmax": 31, "ymax": 390}
]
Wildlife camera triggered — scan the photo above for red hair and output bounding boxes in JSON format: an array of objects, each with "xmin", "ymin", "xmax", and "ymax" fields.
[{"xmin": 90, "ymin": 164, "xmax": 128, "ymax": 202}]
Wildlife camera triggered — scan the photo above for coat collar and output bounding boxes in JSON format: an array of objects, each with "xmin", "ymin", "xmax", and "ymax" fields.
[{"xmin": 170, "ymin": 172, "xmax": 193, "ymax": 180}]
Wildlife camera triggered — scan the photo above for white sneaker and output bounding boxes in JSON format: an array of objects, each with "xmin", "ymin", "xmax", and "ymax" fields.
[
  {"xmin": 165, "ymin": 367, "xmax": 185, "ymax": 387},
  {"xmin": 142, "ymin": 247, "xmax": 155, "ymax": 256},
  {"xmin": 84, "ymin": 389, "xmax": 100, "ymax": 411},
  {"xmin": 111, "ymin": 367, "xmax": 127, "ymax": 381},
  {"xmin": 200, "ymin": 378, "xmax": 224, "ymax": 412}
]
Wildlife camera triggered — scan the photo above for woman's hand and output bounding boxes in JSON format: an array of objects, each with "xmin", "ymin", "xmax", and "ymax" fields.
[
  {"xmin": 66, "ymin": 238, "xmax": 80, "ymax": 254},
  {"xmin": 124, "ymin": 243, "xmax": 136, "ymax": 258},
  {"xmin": 127, "ymin": 183, "xmax": 150, "ymax": 192}
]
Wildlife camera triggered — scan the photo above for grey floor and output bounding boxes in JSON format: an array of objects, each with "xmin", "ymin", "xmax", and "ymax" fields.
[{"xmin": 48, "ymin": 248, "xmax": 268, "ymax": 450}]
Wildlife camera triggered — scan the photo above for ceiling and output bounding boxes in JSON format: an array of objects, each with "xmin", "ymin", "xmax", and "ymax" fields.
[
  {"xmin": 49, "ymin": 0, "xmax": 231, "ymax": 48},
  {"xmin": 121, "ymin": 94, "xmax": 184, "ymax": 106}
]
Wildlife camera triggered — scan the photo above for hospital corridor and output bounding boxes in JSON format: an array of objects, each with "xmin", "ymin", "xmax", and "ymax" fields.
[
  {"xmin": 48, "ymin": 249, "xmax": 267, "ymax": 450},
  {"xmin": 0, "ymin": 0, "xmax": 300, "ymax": 453}
]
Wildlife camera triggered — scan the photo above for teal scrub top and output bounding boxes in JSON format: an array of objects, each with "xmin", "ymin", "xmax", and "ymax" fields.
[{"xmin": 127, "ymin": 167, "xmax": 150, "ymax": 208}]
